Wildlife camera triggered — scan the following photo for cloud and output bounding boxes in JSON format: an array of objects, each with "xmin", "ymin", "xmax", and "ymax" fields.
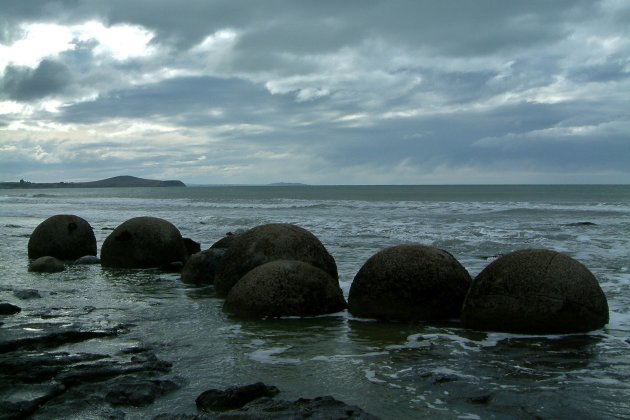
[
  {"xmin": 0, "ymin": 0, "xmax": 629, "ymax": 184},
  {"xmin": 2, "ymin": 59, "xmax": 72, "ymax": 101}
]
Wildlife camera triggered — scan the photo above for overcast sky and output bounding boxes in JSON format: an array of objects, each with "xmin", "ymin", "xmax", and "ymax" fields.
[{"xmin": 1, "ymin": 0, "xmax": 629, "ymax": 184}]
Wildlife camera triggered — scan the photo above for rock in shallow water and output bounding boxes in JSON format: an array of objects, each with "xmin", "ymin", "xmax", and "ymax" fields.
[
  {"xmin": 214, "ymin": 223, "xmax": 338, "ymax": 297},
  {"xmin": 196, "ymin": 382, "xmax": 280, "ymax": 411},
  {"xmin": 348, "ymin": 245, "xmax": 471, "ymax": 321},
  {"xmin": 0, "ymin": 302, "xmax": 21, "ymax": 315},
  {"xmin": 461, "ymin": 248, "xmax": 609, "ymax": 334},
  {"xmin": 181, "ymin": 249, "xmax": 226, "ymax": 285},
  {"xmin": 28, "ymin": 256, "xmax": 65, "ymax": 273},
  {"xmin": 224, "ymin": 260, "xmax": 347, "ymax": 318},
  {"xmin": 100, "ymin": 216, "xmax": 188, "ymax": 269},
  {"xmin": 28, "ymin": 214, "xmax": 97, "ymax": 260}
]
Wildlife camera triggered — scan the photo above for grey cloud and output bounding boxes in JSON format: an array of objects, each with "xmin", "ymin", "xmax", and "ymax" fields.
[{"xmin": 2, "ymin": 59, "xmax": 72, "ymax": 101}]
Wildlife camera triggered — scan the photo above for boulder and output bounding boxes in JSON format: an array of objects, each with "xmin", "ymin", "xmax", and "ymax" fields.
[
  {"xmin": 461, "ymin": 249, "xmax": 609, "ymax": 334},
  {"xmin": 224, "ymin": 260, "xmax": 347, "ymax": 318},
  {"xmin": 214, "ymin": 224, "xmax": 338, "ymax": 297},
  {"xmin": 181, "ymin": 249, "xmax": 225, "ymax": 285},
  {"xmin": 29, "ymin": 256, "xmax": 65, "ymax": 273},
  {"xmin": 73, "ymin": 255, "xmax": 101, "ymax": 265},
  {"xmin": 100, "ymin": 217, "xmax": 188, "ymax": 269},
  {"xmin": 196, "ymin": 382, "xmax": 279, "ymax": 412},
  {"xmin": 28, "ymin": 215, "xmax": 96, "ymax": 260},
  {"xmin": 347, "ymin": 245, "xmax": 471, "ymax": 321}
]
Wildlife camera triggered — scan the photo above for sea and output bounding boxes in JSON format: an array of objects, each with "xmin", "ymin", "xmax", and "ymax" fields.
[{"xmin": 1, "ymin": 184, "xmax": 629, "ymax": 419}]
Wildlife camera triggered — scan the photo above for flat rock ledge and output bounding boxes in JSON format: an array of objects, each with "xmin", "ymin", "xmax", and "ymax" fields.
[
  {"xmin": 156, "ymin": 382, "xmax": 379, "ymax": 419},
  {"xmin": 0, "ymin": 320, "xmax": 178, "ymax": 420}
]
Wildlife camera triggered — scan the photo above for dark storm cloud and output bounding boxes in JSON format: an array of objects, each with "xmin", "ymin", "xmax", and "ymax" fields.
[{"xmin": 2, "ymin": 59, "xmax": 72, "ymax": 101}]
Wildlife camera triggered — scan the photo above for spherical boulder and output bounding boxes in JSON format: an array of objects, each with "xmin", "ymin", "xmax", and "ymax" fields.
[
  {"xmin": 214, "ymin": 224, "xmax": 338, "ymax": 297},
  {"xmin": 28, "ymin": 215, "xmax": 96, "ymax": 260},
  {"xmin": 224, "ymin": 260, "xmax": 347, "ymax": 318},
  {"xmin": 29, "ymin": 256, "xmax": 65, "ymax": 273},
  {"xmin": 181, "ymin": 249, "xmax": 226, "ymax": 285},
  {"xmin": 348, "ymin": 245, "xmax": 472, "ymax": 321},
  {"xmin": 461, "ymin": 249, "xmax": 609, "ymax": 334},
  {"xmin": 101, "ymin": 217, "xmax": 188, "ymax": 269}
]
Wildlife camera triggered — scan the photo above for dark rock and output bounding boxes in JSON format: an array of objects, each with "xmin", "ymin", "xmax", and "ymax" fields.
[
  {"xmin": 461, "ymin": 249, "xmax": 609, "ymax": 334},
  {"xmin": 183, "ymin": 237, "xmax": 202, "ymax": 256},
  {"xmin": 74, "ymin": 255, "xmax": 101, "ymax": 265},
  {"xmin": 162, "ymin": 261, "xmax": 185, "ymax": 272},
  {"xmin": 348, "ymin": 245, "xmax": 472, "ymax": 321},
  {"xmin": 224, "ymin": 260, "xmax": 347, "ymax": 318},
  {"xmin": 28, "ymin": 214, "xmax": 97, "ymax": 260},
  {"xmin": 0, "ymin": 302, "xmax": 21, "ymax": 315},
  {"xmin": 196, "ymin": 382, "xmax": 280, "ymax": 412},
  {"xmin": 28, "ymin": 256, "xmax": 65, "ymax": 273},
  {"xmin": 105, "ymin": 377, "xmax": 179, "ymax": 406},
  {"xmin": 214, "ymin": 224, "xmax": 338, "ymax": 297},
  {"xmin": 181, "ymin": 249, "xmax": 226, "ymax": 285},
  {"xmin": 565, "ymin": 222, "xmax": 597, "ymax": 226},
  {"xmin": 13, "ymin": 289, "xmax": 41, "ymax": 300},
  {"xmin": 101, "ymin": 216, "xmax": 188, "ymax": 269},
  {"xmin": 467, "ymin": 394, "xmax": 493, "ymax": 405},
  {"xmin": 224, "ymin": 395, "xmax": 380, "ymax": 419}
]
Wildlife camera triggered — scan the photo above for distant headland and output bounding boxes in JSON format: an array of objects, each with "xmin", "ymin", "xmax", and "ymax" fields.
[{"xmin": 0, "ymin": 175, "xmax": 186, "ymax": 189}]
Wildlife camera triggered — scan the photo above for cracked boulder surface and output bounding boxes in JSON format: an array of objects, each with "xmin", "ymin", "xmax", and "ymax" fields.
[
  {"xmin": 462, "ymin": 249, "xmax": 609, "ymax": 334},
  {"xmin": 0, "ymin": 313, "xmax": 178, "ymax": 420}
]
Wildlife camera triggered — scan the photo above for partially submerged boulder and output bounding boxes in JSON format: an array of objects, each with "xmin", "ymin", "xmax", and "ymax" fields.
[
  {"xmin": 214, "ymin": 224, "xmax": 338, "ymax": 297},
  {"xmin": 181, "ymin": 249, "xmax": 226, "ymax": 285},
  {"xmin": 348, "ymin": 245, "xmax": 471, "ymax": 321},
  {"xmin": 100, "ymin": 217, "xmax": 187, "ymax": 269},
  {"xmin": 28, "ymin": 215, "xmax": 96, "ymax": 260},
  {"xmin": 461, "ymin": 249, "xmax": 609, "ymax": 334},
  {"xmin": 29, "ymin": 256, "xmax": 65, "ymax": 273},
  {"xmin": 224, "ymin": 260, "xmax": 347, "ymax": 318}
]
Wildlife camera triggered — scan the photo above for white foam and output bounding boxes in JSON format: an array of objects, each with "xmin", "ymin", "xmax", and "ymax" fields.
[{"xmin": 248, "ymin": 346, "xmax": 300, "ymax": 365}]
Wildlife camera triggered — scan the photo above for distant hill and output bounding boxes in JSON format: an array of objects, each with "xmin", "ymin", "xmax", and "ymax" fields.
[
  {"xmin": 0, "ymin": 175, "xmax": 186, "ymax": 189},
  {"xmin": 268, "ymin": 182, "xmax": 309, "ymax": 186}
]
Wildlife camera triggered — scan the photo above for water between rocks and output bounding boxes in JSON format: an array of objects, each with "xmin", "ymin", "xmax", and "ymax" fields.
[{"xmin": 1, "ymin": 185, "xmax": 629, "ymax": 419}]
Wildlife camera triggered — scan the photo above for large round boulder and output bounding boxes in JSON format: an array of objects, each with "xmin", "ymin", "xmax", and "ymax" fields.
[
  {"xmin": 214, "ymin": 224, "xmax": 338, "ymax": 297},
  {"xmin": 181, "ymin": 249, "xmax": 226, "ymax": 285},
  {"xmin": 101, "ymin": 217, "xmax": 188, "ymax": 269},
  {"xmin": 28, "ymin": 215, "xmax": 96, "ymax": 260},
  {"xmin": 348, "ymin": 245, "xmax": 472, "ymax": 321},
  {"xmin": 224, "ymin": 260, "xmax": 347, "ymax": 318},
  {"xmin": 461, "ymin": 249, "xmax": 609, "ymax": 334}
]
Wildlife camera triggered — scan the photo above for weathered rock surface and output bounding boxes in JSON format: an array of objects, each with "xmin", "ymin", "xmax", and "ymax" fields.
[
  {"xmin": 101, "ymin": 216, "xmax": 188, "ymax": 269},
  {"xmin": 461, "ymin": 249, "xmax": 609, "ymax": 334},
  {"xmin": 28, "ymin": 256, "xmax": 65, "ymax": 273},
  {"xmin": 210, "ymin": 231, "xmax": 244, "ymax": 249},
  {"xmin": 348, "ymin": 245, "xmax": 471, "ymax": 321},
  {"xmin": 196, "ymin": 382, "xmax": 280, "ymax": 411},
  {"xmin": 214, "ymin": 224, "xmax": 338, "ymax": 297},
  {"xmin": 0, "ymin": 320, "xmax": 177, "ymax": 418},
  {"xmin": 181, "ymin": 249, "xmax": 226, "ymax": 285},
  {"xmin": 28, "ymin": 214, "xmax": 97, "ymax": 260},
  {"xmin": 224, "ymin": 260, "xmax": 347, "ymax": 318}
]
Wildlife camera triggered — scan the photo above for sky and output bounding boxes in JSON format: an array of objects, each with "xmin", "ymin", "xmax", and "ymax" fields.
[{"xmin": 1, "ymin": 0, "xmax": 629, "ymax": 185}]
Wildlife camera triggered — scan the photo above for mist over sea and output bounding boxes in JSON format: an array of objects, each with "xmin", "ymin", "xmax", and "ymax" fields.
[{"xmin": 1, "ymin": 184, "xmax": 629, "ymax": 418}]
